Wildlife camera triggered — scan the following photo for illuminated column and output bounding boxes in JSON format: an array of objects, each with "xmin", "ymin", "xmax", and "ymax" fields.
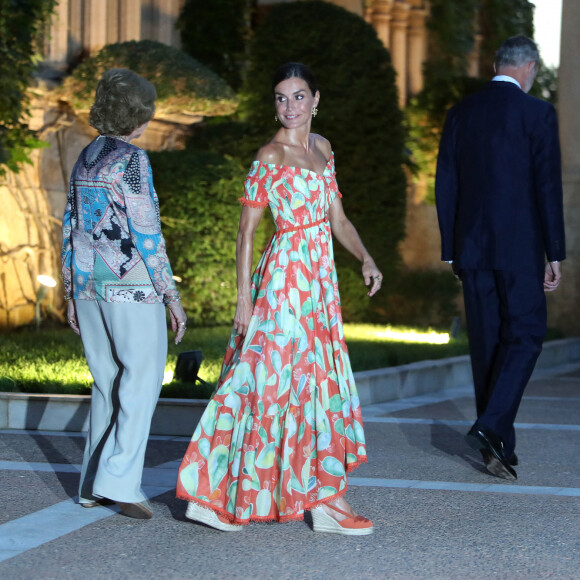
[
  {"xmin": 107, "ymin": 0, "xmax": 120, "ymax": 44},
  {"xmin": 155, "ymin": 0, "xmax": 179, "ymax": 46},
  {"xmin": 549, "ymin": 0, "xmax": 580, "ymax": 333},
  {"xmin": 121, "ymin": 0, "xmax": 142, "ymax": 41},
  {"xmin": 86, "ymin": 0, "xmax": 108, "ymax": 53},
  {"xmin": 46, "ymin": 0, "xmax": 69, "ymax": 69},
  {"xmin": 407, "ymin": 6, "xmax": 427, "ymax": 97},
  {"xmin": 390, "ymin": 1, "xmax": 410, "ymax": 107},
  {"xmin": 468, "ymin": 33, "xmax": 483, "ymax": 77},
  {"xmin": 370, "ymin": 0, "xmax": 392, "ymax": 49},
  {"xmin": 68, "ymin": 0, "xmax": 83, "ymax": 58}
]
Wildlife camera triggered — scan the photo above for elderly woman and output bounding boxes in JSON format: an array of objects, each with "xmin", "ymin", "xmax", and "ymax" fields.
[
  {"xmin": 62, "ymin": 68, "xmax": 187, "ymax": 519},
  {"xmin": 177, "ymin": 63, "xmax": 381, "ymax": 535}
]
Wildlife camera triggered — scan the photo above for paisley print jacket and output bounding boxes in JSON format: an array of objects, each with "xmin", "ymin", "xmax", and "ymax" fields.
[{"xmin": 61, "ymin": 136, "xmax": 178, "ymax": 304}]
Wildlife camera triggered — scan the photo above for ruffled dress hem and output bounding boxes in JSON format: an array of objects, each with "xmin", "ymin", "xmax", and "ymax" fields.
[{"xmin": 177, "ymin": 454, "xmax": 367, "ymax": 526}]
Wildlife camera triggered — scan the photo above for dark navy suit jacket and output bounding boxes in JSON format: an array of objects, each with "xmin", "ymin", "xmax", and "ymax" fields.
[{"xmin": 435, "ymin": 81, "xmax": 566, "ymax": 274}]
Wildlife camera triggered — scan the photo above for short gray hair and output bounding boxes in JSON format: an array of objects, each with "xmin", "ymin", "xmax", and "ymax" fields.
[
  {"xmin": 89, "ymin": 69, "xmax": 156, "ymax": 136},
  {"xmin": 494, "ymin": 35, "xmax": 540, "ymax": 70}
]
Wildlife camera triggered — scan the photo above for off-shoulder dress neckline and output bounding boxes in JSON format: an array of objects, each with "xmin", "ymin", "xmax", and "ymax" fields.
[{"xmin": 252, "ymin": 151, "xmax": 334, "ymax": 178}]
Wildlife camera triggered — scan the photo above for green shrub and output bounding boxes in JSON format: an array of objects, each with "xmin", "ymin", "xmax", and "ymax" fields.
[
  {"xmin": 241, "ymin": 1, "xmax": 407, "ymax": 322},
  {"xmin": 383, "ymin": 269, "xmax": 461, "ymax": 330},
  {"xmin": 186, "ymin": 118, "xmax": 261, "ymax": 168},
  {"xmin": 59, "ymin": 40, "xmax": 238, "ymax": 118},
  {"xmin": 149, "ymin": 148, "xmax": 271, "ymax": 326}
]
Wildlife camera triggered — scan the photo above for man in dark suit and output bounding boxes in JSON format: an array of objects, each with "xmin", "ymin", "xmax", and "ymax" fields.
[{"xmin": 435, "ymin": 35, "xmax": 565, "ymax": 480}]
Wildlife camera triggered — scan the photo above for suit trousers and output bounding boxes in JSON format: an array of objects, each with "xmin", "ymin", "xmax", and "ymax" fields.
[
  {"xmin": 461, "ymin": 269, "xmax": 546, "ymax": 455},
  {"xmin": 75, "ymin": 300, "xmax": 167, "ymax": 503}
]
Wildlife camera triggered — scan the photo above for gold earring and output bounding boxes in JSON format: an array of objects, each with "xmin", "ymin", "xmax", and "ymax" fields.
[{"xmin": 312, "ymin": 107, "xmax": 318, "ymax": 118}]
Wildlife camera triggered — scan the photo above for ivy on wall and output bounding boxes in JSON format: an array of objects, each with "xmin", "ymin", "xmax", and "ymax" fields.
[
  {"xmin": 0, "ymin": 0, "xmax": 56, "ymax": 174},
  {"xmin": 407, "ymin": 0, "xmax": 539, "ymax": 202}
]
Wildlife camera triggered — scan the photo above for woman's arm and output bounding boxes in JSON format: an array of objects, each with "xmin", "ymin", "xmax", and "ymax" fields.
[
  {"xmin": 124, "ymin": 150, "xmax": 186, "ymax": 343},
  {"xmin": 234, "ymin": 205, "xmax": 264, "ymax": 336},
  {"xmin": 328, "ymin": 197, "xmax": 382, "ymax": 297}
]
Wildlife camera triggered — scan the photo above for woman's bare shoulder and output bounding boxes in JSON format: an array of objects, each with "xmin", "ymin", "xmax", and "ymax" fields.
[
  {"xmin": 255, "ymin": 142, "xmax": 285, "ymax": 165},
  {"xmin": 311, "ymin": 134, "xmax": 332, "ymax": 158}
]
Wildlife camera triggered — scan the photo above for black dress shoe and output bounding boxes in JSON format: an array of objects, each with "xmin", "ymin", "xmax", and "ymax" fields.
[
  {"xmin": 481, "ymin": 451, "xmax": 518, "ymax": 466},
  {"xmin": 466, "ymin": 425, "xmax": 517, "ymax": 480}
]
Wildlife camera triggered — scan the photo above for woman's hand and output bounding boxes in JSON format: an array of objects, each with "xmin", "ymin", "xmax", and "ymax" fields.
[
  {"xmin": 168, "ymin": 301, "xmax": 187, "ymax": 344},
  {"xmin": 233, "ymin": 295, "xmax": 253, "ymax": 337},
  {"xmin": 362, "ymin": 257, "xmax": 383, "ymax": 297},
  {"xmin": 67, "ymin": 301, "xmax": 80, "ymax": 336}
]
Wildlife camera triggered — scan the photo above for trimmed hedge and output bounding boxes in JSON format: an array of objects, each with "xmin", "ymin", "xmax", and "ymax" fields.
[
  {"xmin": 177, "ymin": 0, "xmax": 248, "ymax": 90},
  {"xmin": 149, "ymin": 149, "xmax": 270, "ymax": 326},
  {"xmin": 59, "ymin": 40, "xmax": 238, "ymax": 118},
  {"xmin": 241, "ymin": 1, "xmax": 407, "ymax": 322},
  {"xmin": 383, "ymin": 269, "xmax": 461, "ymax": 330}
]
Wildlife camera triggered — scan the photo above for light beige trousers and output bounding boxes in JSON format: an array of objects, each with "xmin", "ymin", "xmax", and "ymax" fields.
[{"xmin": 76, "ymin": 300, "xmax": 167, "ymax": 504}]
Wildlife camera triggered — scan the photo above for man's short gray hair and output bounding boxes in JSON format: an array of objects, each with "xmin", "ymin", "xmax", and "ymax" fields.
[{"xmin": 495, "ymin": 35, "xmax": 540, "ymax": 70}]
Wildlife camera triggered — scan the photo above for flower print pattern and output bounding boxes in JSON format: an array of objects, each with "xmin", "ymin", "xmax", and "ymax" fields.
[{"xmin": 176, "ymin": 153, "xmax": 367, "ymax": 525}]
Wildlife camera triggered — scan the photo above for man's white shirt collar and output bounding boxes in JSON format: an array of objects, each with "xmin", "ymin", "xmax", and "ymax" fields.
[{"xmin": 492, "ymin": 75, "xmax": 521, "ymax": 89}]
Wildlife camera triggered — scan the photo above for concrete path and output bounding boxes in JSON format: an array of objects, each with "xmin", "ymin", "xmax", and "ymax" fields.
[{"xmin": 0, "ymin": 365, "xmax": 579, "ymax": 579}]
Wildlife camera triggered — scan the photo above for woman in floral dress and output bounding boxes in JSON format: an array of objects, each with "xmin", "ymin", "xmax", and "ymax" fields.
[{"xmin": 176, "ymin": 63, "xmax": 382, "ymax": 535}]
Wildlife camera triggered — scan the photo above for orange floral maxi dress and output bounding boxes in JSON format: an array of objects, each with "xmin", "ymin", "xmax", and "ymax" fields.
[{"xmin": 176, "ymin": 153, "xmax": 367, "ymax": 524}]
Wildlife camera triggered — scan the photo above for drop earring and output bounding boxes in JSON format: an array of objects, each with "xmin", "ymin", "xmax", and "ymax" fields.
[
  {"xmin": 274, "ymin": 115, "xmax": 279, "ymax": 122},
  {"xmin": 312, "ymin": 107, "xmax": 318, "ymax": 118}
]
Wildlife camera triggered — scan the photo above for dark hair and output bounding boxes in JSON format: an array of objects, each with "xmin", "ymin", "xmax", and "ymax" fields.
[
  {"xmin": 271, "ymin": 62, "xmax": 318, "ymax": 96},
  {"xmin": 89, "ymin": 68, "xmax": 157, "ymax": 136},
  {"xmin": 495, "ymin": 35, "xmax": 540, "ymax": 70}
]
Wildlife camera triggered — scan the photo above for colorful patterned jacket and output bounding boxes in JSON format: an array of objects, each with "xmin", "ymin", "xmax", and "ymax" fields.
[{"xmin": 61, "ymin": 135, "xmax": 179, "ymax": 304}]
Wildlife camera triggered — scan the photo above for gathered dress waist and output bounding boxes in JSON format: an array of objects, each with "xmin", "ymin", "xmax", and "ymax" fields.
[{"xmin": 275, "ymin": 217, "xmax": 329, "ymax": 235}]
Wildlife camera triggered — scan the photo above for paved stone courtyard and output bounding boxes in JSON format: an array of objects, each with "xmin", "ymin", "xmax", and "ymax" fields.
[{"xmin": 1, "ymin": 365, "xmax": 579, "ymax": 579}]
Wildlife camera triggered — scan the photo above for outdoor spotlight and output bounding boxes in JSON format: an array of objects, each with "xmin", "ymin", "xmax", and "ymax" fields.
[
  {"xmin": 172, "ymin": 275, "xmax": 183, "ymax": 283},
  {"xmin": 35, "ymin": 274, "xmax": 57, "ymax": 331},
  {"xmin": 175, "ymin": 350, "xmax": 208, "ymax": 385},
  {"xmin": 37, "ymin": 275, "xmax": 57, "ymax": 288}
]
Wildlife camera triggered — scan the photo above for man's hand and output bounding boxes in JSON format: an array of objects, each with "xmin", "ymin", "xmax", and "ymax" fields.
[{"xmin": 544, "ymin": 261, "xmax": 562, "ymax": 292}]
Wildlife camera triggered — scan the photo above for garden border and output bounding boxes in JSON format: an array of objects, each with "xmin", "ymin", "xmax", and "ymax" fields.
[{"xmin": 1, "ymin": 338, "xmax": 579, "ymax": 436}]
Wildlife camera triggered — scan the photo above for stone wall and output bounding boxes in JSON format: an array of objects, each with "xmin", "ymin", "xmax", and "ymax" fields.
[{"xmin": 0, "ymin": 80, "xmax": 196, "ymax": 329}]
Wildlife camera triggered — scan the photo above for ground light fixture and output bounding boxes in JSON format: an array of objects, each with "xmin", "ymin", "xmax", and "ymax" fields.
[
  {"xmin": 35, "ymin": 275, "xmax": 57, "ymax": 331},
  {"xmin": 174, "ymin": 350, "xmax": 209, "ymax": 386}
]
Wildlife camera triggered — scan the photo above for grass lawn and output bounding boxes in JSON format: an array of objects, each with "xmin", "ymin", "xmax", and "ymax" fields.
[{"xmin": 0, "ymin": 324, "xmax": 470, "ymax": 399}]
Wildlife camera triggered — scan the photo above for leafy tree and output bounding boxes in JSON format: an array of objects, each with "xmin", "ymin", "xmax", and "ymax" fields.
[
  {"xmin": 241, "ymin": 0, "xmax": 407, "ymax": 322},
  {"xmin": 0, "ymin": 0, "xmax": 56, "ymax": 174},
  {"xmin": 177, "ymin": 0, "xmax": 251, "ymax": 90}
]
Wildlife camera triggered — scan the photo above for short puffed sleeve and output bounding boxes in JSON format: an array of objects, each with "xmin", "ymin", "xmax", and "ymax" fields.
[
  {"xmin": 324, "ymin": 152, "xmax": 343, "ymax": 205},
  {"xmin": 239, "ymin": 161, "xmax": 270, "ymax": 208}
]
